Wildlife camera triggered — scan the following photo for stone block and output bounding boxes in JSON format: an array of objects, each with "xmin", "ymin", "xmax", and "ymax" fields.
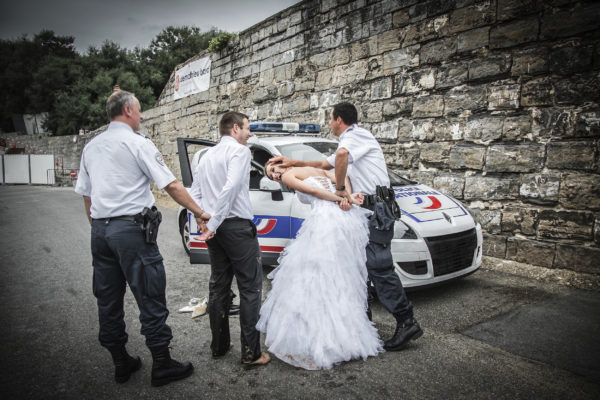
[
  {"xmin": 486, "ymin": 144, "xmax": 545, "ymax": 173},
  {"xmin": 457, "ymin": 27, "xmax": 489, "ymax": 53},
  {"xmin": 392, "ymin": 9, "xmax": 410, "ymax": 28},
  {"xmin": 464, "ymin": 175, "xmax": 518, "ymax": 200},
  {"xmin": 531, "ymin": 107, "xmax": 577, "ymax": 139},
  {"xmin": 521, "ymin": 77, "xmax": 553, "ymax": 107},
  {"xmin": 369, "ymin": 13, "xmax": 393, "ymax": 36},
  {"xmin": 420, "ymin": 142, "xmax": 454, "ymax": 165},
  {"xmin": 554, "ymin": 74, "xmax": 600, "ymax": 106},
  {"xmin": 371, "ymin": 119, "xmax": 399, "ymax": 142},
  {"xmin": 382, "ymin": 97, "xmax": 413, "ymax": 117},
  {"xmin": 278, "ymin": 81, "xmax": 295, "ymax": 98},
  {"xmin": 331, "ymin": 60, "xmax": 368, "ymax": 86},
  {"xmin": 433, "ymin": 173, "xmax": 465, "ymax": 199},
  {"xmin": 252, "ymin": 86, "xmax": 278, "ymax": 104},
  {"xmin": 444, "ymin": 84, "xmax": 487, "ymax": 115},
  {"xmin": 560, "ymin": 173, "xmax": 600, "ymax": 211},
  {"xmin": 519, "ymin": 173, "xmax": 561, "ymax": 205},
  {"xmin": 540, "ymin": 2, "xmax": 600, "ymax": 40},
  {"xmin": 282, "ymin": 95, "xmax": 311, "ymax": 115},
  {"xmin": 555, "ymin": 243, "xmax": 600, "ymax": 274},
  {"xmin": 469, "ymin": 54, "xmax": 512, "ymax": 81},
  {"xmin": 366, "ymin": 56, "xmax": 385, "ymax": 80},
  {"xmin": 478, "ymin": 209, "xmax": 502, "ymax": 234},
  {"xmin": 395, "ymin": 145, "xmax": 420, "ymax": 169},
  {"xmin": 464, "ymin": 115, "xmax": 503, "ymax": 143},
  {"xmin": 546, "ymin": 140, "xmax": 595, "ymax": 171},
  {"xmin": 412, "ymin": 95, "xmax": 444, "ymax": 118},
  {"xmin": 371, "ymin": 78, "xmax": 393, "ymax": 100},
  {"xmin": 549, "ymin": 43, "xmax": 594, "ymax": 76},
  {"xmin": 420, "ymin": 37, "xmax": 457, "ymax": 65},
  {"xmin": 596, "ymin": 216, "xmax": 600, "ymax": 246},
  {"xmin": 359, "ymin": 102, "xmax": 383, "ymax": 123},
  {"xmin": 497, "ymin": 0, "xmax": 539, "ymax": 21},
  {"xmin": 393, "ymin": 68, "xmax": 436, "ymax": 95},
  {"xmin": 315, "ymin": 68, "xmax": 334, "ymax": 90},
  {"xmin": 397, "ymin": 118, "xmax": 416, "ymax": 142},
  {"xmin": 403, "ymin": 16, "xmax": 446, "ymax": 46},
  {"xmin": 434, "ymin": 119, "xmax": 464, "ymax": 141},
  {"xmin": 449, "ymin": 145, "xmax": 486, "ymax": 170},
  {"xmin": 376, "ymin": 28, "xmax": 403, "ymax": 53},
  {"xmin": 511, "ymin": 47, "xmax": 549, "ymax": 77},
  {"xmin": 349, "ymin": 36, "xmax": 378, "ymax": 60},
  {"xmin": 487, "ymin": 83, "xmax": 520, "ymax": 110},
  {"xmin": 382, "ymin": 45, "xmax": 420, "ymax": 74},
  {"xmin": 503, "ymin": 115, "xmax": 532, "ymax": 141},
  {"xmin": 538, "ymin": 210, "xmax": 595, "ymax": 241},
  {"xmin": 411, "ymin": 119, "xmax": 435, "ymax": 141},
  {"xmin": 575, "ymin": 109, "xmax": 600, "ymax": 138},
  {"xmin": 328, "ymin": 47, "xmax": 351, "ymax": 67},
  {"xmin": 502, "ymin": 206, "xmax": 539, "ymax": 236},
  {"xmin": 436, "ymin": 61, "xmax": 469, "ymax": 89},
  {"xmin": 482, "ymin": 233, "xmax": 507, "ymax": 258},
  {"xmin": 490, "ymin": 17, "xmax": 539, "ymax": 49},
  {"xmin": 506, "ymin": 237, "xmax": 555, "ymax": 268},
  {"xmin": 444, "ymin": 1, "xmax": 494, "ymax": 35}
]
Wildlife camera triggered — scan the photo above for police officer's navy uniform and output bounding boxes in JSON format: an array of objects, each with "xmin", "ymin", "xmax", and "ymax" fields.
[
  {"xmin": 327, "ymin": 124, "xmax": 414, "ymax": 322},
  {"xmin": 190, "ymin": 135, "xmax": 263, "ymax": 362},
  {"xmin": 75, "ymin": 121, "xmax": 176, "ymax": 351}
]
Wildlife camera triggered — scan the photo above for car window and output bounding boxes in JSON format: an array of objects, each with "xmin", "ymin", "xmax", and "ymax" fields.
[
  {"xmin": 389, "ymin": 169, "xmax": 414, "ymax": 186},
  {"xmin": 275, "ymin": 142, "xmax": 338, "ymax": 161}
]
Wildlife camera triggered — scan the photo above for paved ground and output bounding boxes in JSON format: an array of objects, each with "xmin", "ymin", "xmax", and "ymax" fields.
[{"xmin": 0, "ymin": 185, "xmax": 599, "ymax": 399}]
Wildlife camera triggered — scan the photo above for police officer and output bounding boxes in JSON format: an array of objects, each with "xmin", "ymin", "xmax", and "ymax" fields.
[
  {"xmin": 270, "ymin": 102, "xmax": 423, "ymax": 351},
  {"xmin": 75, "ymin": 90, "xmax": 211, "ymax": 386}
]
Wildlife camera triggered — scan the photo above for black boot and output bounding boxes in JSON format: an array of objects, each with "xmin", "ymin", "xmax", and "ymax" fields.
[
  {"xmin": 108, "ymin": 345, "xmax": 142, "ymax": 383},
  {"xmin": 150, "ymin": 346, "xmax": 194, "ymax": 387},
  {"xmin": 383, "ymin": 317, "xmax": 423, "ymax": 351}
]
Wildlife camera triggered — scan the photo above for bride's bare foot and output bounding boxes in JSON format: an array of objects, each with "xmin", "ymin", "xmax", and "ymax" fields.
[{"xmin": 243, "ymin": 352, "xmax": 271, "ymax": 367}]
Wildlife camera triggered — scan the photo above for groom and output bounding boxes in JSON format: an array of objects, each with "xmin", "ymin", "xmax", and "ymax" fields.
[{"xmin": 270, "ymin": 102, "xmax": 422, "ymax": 351}]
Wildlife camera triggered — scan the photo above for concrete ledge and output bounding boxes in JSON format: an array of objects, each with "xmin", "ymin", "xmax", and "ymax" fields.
[{"xmin": 482, "ymin": 256, "xmax": 600, "ymax": 292}]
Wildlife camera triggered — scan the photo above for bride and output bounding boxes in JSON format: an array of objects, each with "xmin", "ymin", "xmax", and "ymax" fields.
[{"xmin": 256, "ymin": 160, "xmax": 383, "ymax": 370}]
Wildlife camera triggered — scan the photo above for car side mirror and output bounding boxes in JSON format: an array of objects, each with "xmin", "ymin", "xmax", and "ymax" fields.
[{"xmin": 259, "ymin": 176, "xmax": 284, "ymax": 201}]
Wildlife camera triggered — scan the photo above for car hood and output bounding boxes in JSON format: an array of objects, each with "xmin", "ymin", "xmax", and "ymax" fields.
[{"xmin": 393, "ymin": 184, "xmax": 473, "ymax": 235}]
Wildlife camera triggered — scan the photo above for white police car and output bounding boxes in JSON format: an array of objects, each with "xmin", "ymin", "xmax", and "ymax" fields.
[{"xmin": 177, "ymin": 122, "xmax": 482, "ymax": 289}]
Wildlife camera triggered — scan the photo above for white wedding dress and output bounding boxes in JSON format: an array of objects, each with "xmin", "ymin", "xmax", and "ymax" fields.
[{"xmin": 256, "ymin": 176, "xmax": 383, "ymax": 370}]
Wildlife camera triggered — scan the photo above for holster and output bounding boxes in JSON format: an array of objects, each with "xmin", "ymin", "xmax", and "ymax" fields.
[
  {"xmin": 140, "ymin": 206, "xmax": 162, "ymax": 244},
  {"xmin": 375, "ymin": 185, "xmax": 401, "ymax": 220}
]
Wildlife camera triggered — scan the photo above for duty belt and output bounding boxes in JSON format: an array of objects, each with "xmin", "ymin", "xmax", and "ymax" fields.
[{"xmin": 94, "ymin": 214, "xmax": 144, "ymax": 223}]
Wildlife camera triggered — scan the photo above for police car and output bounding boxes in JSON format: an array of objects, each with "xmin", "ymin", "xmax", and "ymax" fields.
[{"xmin": 177, "ymin": 122, "xmax": 482, "ymax": 289}]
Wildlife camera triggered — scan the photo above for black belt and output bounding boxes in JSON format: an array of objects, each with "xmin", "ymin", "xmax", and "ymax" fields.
[{"xmin": 94, "ymin": 214, "xmax": 144, "ymax": 223}]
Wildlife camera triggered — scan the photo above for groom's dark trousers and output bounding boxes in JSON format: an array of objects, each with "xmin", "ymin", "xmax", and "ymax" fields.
[{"xmin": 205, "ymin": 217, "xmax": 263, "ymax": 362}]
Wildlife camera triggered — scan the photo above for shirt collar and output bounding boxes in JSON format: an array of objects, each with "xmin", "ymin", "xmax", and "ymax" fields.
[
  {"xmin": 219, "ymin": 135, "xmax": 239, "ymax": 145},
  {"xmin": 338, "ymin": 124, "xmax": 357, "ymax": 140},
  {"xmin": 108, "ymin": 121, "xmax": 134, "ymax": 132}
]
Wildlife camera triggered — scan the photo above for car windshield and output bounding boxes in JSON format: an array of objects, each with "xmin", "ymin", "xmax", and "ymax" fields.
[{"xmin": 275, "ymin": 142, "xmax": 338, "ymax": 161}]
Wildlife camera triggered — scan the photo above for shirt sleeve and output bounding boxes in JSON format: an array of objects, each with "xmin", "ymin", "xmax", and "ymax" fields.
[
  {"xmin": 337, "ymin": 135, "xmax": 361, "ymax": 163},
  {"xmin": 135, "ymin": 138, "xmax": 176, "ymax": 189},
  {"xmin": 74, "ymin": 149, "xmax": 91, "ymax": 196},
  {"xmin": 189, "ymin": 160, "xmax": 203, "ymax": 205},
  {"xmin": 206, "ymin": 146, "xmax": 250, "ymax": 232}
]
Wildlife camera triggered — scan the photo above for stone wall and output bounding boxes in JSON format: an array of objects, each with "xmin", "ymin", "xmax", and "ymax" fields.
[{"xmin": 141, "ymin": 0, "xmax": 599, "ymax": 276}]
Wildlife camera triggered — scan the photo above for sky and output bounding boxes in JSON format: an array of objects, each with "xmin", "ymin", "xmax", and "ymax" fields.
[{"xmin": 0, "ymin": 0, "xmax": 300, "ymax": 52}]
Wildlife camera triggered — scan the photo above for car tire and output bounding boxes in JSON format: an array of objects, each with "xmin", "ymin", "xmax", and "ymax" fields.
[{"xmin": 179, "ymin": 211, "xmax": 191, "ymax": 255}]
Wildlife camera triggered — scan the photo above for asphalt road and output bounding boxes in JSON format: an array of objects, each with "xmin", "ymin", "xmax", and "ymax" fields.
[{"xmin": 0, "ymin": 185, "xmax": 598, "ymax": 400}]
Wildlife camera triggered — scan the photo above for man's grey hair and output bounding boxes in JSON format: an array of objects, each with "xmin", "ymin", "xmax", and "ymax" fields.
[{"xmin": 106, "ymin": 90, "xmax": 137, "ymax": 120}]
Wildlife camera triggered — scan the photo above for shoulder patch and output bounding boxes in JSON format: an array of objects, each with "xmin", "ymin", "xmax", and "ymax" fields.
[{"xmin": 155, "ymin": 152, "xmax": 165, "ymax": 166}]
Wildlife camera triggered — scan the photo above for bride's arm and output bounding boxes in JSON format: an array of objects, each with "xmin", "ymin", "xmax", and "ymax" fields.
[
  {"xmin": 281, "ymin": 173, "xmax": 344, "ymax": 203},
  {"xmin": 325, "ymin": 171, "xmax": 361, "ymax": 204}
]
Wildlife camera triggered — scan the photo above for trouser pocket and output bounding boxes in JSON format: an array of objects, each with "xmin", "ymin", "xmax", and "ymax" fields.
[{"xmin": 140, "ymin": 253, "xmax": 166, "ymax": 298}]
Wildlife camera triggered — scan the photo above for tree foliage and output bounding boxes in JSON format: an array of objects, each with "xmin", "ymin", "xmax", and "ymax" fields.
[{"xmin": 1, "ymin": 27, "xmax": 223, "ymax": 135}]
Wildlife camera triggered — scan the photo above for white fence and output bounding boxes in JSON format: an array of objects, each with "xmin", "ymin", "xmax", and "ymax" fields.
[{"xmin": 1, "ymin": 154, "xmax": 56, "ymax": 184}]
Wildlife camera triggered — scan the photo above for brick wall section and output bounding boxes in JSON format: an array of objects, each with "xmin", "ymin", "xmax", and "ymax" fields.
[{"xmin": 7, "ymin": 0, "xmax": 599, "ymax": 275}]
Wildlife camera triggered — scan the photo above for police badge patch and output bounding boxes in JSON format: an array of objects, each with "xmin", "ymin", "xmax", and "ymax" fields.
[{"xmin": 155, "ymin": 152, "xmax": 165, "ymax": 166}]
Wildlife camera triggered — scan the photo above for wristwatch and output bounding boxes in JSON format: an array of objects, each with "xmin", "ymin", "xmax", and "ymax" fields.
[{"xmin": 335, "ymin": 185, "xmax": 346, "ymax": 191}]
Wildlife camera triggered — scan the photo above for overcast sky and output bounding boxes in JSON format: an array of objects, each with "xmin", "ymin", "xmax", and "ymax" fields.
[{"xmin": 0, "ymin": 0, "xmax": 300, "ymax": 52}]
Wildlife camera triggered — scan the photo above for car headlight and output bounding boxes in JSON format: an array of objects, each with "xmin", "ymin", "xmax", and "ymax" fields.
[{"xmin": 394, "ymin": 220, "xmax": 417, "ymax": 239}]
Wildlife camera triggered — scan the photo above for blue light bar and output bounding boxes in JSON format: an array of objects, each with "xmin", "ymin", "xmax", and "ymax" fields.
[{"xmin": 250, "ymin": 122, "xmax": 320, "ymax": 133}]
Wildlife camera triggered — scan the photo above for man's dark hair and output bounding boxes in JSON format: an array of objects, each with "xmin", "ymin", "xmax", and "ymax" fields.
[
  {"xmin": 106, "ymin": 90, "xmax": 136, "ymax": 120},
  {"xmin": 219, "ymin": 111, "xmax": 249, "ymax": 136},
  {"xmin": 332, "ymin": 102, "xmax": 358, "ymax": 125}
]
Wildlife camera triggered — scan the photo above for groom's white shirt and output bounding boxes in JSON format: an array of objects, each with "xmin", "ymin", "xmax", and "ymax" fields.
[
  {"xmin": 327, "ymin": 124, "xmax": 389, "ymax": 195},
  {"xmin": 190, "ymin": 135, "xmax": 253, "ymax": 232}
]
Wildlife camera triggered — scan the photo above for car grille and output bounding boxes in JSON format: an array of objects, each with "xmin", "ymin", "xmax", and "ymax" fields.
[
  {"xmin": 396, "ymin": 260, "xmax": 428, "ymax": 275},
  {"xmin": 424, "ymin": 228, "xmax": 477, "ymax": 277}
]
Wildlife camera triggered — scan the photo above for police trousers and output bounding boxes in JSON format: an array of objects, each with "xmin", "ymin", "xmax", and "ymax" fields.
[
  {"xmin": 205, "ymin": 218, "xmax": 262, "ymax": 362},
  {"xmin": 91, "ymin": 219, "xmax": 173, "ymax": 350},
  {"xmin": 366, "ymin": 221, "xmax": 414, "ymax": 322}
]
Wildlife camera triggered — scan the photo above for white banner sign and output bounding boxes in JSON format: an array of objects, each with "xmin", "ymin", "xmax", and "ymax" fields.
[{"xmin": 173, "ymin": 57, "xmax": 211, "ymax": 100}]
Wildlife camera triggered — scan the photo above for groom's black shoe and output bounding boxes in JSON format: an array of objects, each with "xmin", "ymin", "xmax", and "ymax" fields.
[{"xmin": 383, "ymin": 317, "xmax": 423, "ymax": 351}]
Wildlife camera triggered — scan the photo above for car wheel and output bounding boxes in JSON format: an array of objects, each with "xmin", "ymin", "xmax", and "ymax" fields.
[{"xmin": 179, "ymin": 211, "xmax": 191, "ymax": 255}]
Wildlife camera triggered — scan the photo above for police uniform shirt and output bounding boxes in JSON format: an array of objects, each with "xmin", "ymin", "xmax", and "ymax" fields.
[
  {"xmin": 189, "ymin": 135, "xmax": 253, "ymax": 233},
  {"xmin": 327, "ymin": 124, "xmax": 390, "ymax": 195},
  {"xmin": 75, "ymin": 121, "xmax": 175, "ymax": 218}
]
